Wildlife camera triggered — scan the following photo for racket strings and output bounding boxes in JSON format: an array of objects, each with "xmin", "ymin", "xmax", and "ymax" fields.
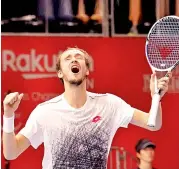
[{"xmin": 147, "ymin": 16, "xmax": 179, "ymax": 70}]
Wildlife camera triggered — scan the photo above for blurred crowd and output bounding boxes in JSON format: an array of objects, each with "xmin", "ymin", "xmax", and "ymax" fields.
[{"xmin": 1, "ymin": 0, "xmax": 179, "ymax": 35}]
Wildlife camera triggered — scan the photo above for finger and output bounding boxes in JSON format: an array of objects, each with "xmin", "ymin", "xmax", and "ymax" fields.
[
  {"xmin": 11, "ymin": 92, "xmax": 19, "ymax": 98},
  {"xmin": 9, "ymin": 97, "xmax": 18, "ymax": 105},
  {"xmin": 158, "ymin": 84, "xmax": 168, "ymax": 90},
  {"xmin": 10, "ymin": 93, "xmax": 23, "ymax": 104},
  {"xmin": 10, "ymin": 92, "xmax": 19, "ymax": 102},
  {"xmin": 14, "ymin": 97, "xmax": 18, "ymax": 102},
  {"xmin": 11, "ymin": 98, "xmax": 16, "ymax": 104},
  {"xmin": 4, "ymin": 96, "xmax": 14, "ymax": 105},
  {"xmin": 10, "ymin": 93, "xmax": 19, "ymax": 104},
  {"xmin": 166, "ymin": 71, "xmax": 172, "ymax": 78},
  {"xmin": 158, "ymin": 81, "xmax": 168, "ymax": 86},
  {"xmin": 159, "ymin": 77, "xmax": 169, "ymax": 83},
  {"xmin": 9, "ymin": 100, "xmax": 15, "ymax": 105},
  {"xmin": 158, "ymin": 84, "xmax": 167, "ymax": 89},
  {"xmin": 3, "ymin": 92, "xmax": 19, "ymax": 105},
  {"xmin": 152, "ymin": 69, "xmax": 156, "ymax": 74},
  {"xmin": 158, "ymin": 78, "xmax": 169, "ymax": 84},
  {"xmin": 18, "ymin": 93, "xmax": 24, "ymax": 101}
]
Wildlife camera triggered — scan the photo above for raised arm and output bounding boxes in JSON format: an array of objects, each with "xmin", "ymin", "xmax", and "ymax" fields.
[
  {"xmin": 3, "ymin": 92, "xmax": 30, "ymax": 160},
  {"xmin": 131, "ymin": 71, "xmax": 171, "ymax": 131}
]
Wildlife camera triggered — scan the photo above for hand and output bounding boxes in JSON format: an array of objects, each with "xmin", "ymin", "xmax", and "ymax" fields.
[
  {"xmin": 3, "ymin": 92, "xmax": 24, "ymax": 117},
  {"xmin": 150, "ymin": 71, "xmax": 172, "ymax": 98}
]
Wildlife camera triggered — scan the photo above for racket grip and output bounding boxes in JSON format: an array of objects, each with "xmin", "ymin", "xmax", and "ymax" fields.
[{"xmin": 147, "ymin": 94, "xmax": 161, "ymax": 127}]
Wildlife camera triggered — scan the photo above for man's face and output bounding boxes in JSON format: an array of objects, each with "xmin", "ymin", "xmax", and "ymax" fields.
[
  {"xmin": 58, "ymin": 49, "xmax": 89, "ymax": 86},
  {"xmin": 137, "ymin": 147, "xmax": 155, "ymax": 163}
]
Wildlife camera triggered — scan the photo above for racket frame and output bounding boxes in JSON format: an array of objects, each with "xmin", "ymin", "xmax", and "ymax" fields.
[
  {"xmin": 145, "ymin": 15, "xmax": 179, "ymax": 127},
  {"xmin": 145, "ymin": 15, "xmax": 179, "ymax": 72}
]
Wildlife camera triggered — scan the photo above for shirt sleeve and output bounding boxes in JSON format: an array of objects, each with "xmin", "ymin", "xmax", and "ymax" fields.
[
  {"xmin": 18, "ymin": 106, "xmax": 43, "ymax": 149},
  {"xmin": 108, "ymin": 94, "xmax": 135, "ymax": 128}
]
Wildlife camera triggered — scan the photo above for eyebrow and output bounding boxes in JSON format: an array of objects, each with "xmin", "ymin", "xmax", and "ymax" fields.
[{"xmin": 64, "ymin": 53, "xmax": 84, "ymax": 59}]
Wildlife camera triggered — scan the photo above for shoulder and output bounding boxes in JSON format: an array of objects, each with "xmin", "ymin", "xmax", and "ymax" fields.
[
  {"xmin": 87, "ymin": 92, "xmax": 123, "ymax": 104},
  {"xmin": 38, "ymin": 94, "xmax": 63, "ymax": 107},
  {"xmin": 30, "ymin": 94, "xmax": 63, "ymax": 115},
  {"xmin": 87, "ymin": 91, "xmax": 108, "ymax": 98},
  {"xmin": 87, "ymin": 91, "xmax": 117, "ymax": 99},
  {"xmin": 25, "ymin": 94, "xmax": 63, "ymax": 122}
]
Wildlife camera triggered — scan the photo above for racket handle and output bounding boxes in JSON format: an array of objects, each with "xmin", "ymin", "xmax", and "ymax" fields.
[{"xmin": 147, "ymin": 94, "xmax": 161, "ymax": 127}]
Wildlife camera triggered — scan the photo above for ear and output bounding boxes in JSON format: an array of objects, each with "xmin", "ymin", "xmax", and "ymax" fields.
[
  {"xmin": 136, "ymin": 152, "xmax": 140, "ymax": 159},
  {"xmin": 86, "ymin": 69, "xmax": 89, "ymax": 76},
  {"xmin": 57, "ymin": 70, "xmax": 63, "ymax": 79}
]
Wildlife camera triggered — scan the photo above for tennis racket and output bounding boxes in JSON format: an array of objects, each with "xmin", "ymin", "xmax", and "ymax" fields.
[{"xmin": 145, "ymin": 15, "xmax": 179, "ymax": 127}]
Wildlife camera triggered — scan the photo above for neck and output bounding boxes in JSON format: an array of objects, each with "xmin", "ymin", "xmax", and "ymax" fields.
[
  {"xmin": 63, "ymin": 81, "xmax": 87, "ymax": 109},
  {"xmin": 138, "ymin": 161, "xmax": 153, "ymax": 169}
]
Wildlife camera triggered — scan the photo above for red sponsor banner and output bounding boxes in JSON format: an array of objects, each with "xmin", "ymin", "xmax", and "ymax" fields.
[{"xmin": 1, "ymin": 36, "xmax": 179, "ymax": 169}]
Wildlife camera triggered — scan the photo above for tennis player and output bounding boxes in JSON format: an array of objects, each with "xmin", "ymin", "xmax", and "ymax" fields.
[{"xmin": 3, "ymin": 47, "xmax": 171, "ymax": 169}]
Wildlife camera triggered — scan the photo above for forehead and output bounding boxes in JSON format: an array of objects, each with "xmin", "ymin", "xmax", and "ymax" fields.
[
  {"xmin": 141, "ymin": 147, "xmax": 154, "ymax": 151},
  {"xmin": 61, "ymin": 49, "xmax": 85, "ymax": 59}
]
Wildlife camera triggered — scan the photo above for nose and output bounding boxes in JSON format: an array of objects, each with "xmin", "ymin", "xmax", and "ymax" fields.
[{"xmin": 71, "ymin": 60, "xmax": 78, "ymax": 64}]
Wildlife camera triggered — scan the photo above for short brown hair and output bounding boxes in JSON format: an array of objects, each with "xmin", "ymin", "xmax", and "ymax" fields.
[{"xmin": 56, "ymin": 47, "xmax": 91, "ymax": 72}]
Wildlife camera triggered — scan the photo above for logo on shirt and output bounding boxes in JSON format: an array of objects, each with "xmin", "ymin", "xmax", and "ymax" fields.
[{"xmin": 92, "ymin": 116, "xmax": 101, "ymax": 123}]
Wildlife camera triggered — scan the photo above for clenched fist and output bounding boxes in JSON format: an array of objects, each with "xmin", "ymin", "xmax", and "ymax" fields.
[
  {"xmin": 3, "ymin": 92, "xmax": 24, "ymax": 117},
  {"xmin": 150, "ymin": 71, "xmax": 172, "ymax": 98}
]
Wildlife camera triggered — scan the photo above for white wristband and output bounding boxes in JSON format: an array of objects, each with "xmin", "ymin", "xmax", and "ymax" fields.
[{"xmin": 3, "ymin": 114, "xmax": 15, "ymax": 133}]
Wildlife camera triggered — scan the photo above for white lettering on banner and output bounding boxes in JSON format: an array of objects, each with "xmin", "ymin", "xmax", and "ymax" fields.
[
  {"xmin": 31, "ymin": 92, "xmax": 59, "ymax": 101},
  {"xmin": 2, "ymin": 49, "xmax": 57, "ymax": 73},
  {"xmin": 143, "ymin": 74, "xmax": 179, "ymax": 93},
  {"xmin": 22, "ymin": 93, "xmax": 30, "ymax": 101},
  {"xmin": 3, "ymin": 50, "xmax": 17, "ymax": 71},
  {"xmin": 2, "ymin": 49, "xmax": 95, "ymax": 87},
  {"xmin": 16, "ymin": 54, "xmax": 30, "ymax": 71}
]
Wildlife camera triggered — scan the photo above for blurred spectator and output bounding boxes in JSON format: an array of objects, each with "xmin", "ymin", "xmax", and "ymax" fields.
[
  {"xmin": 2, "ymin": 0, "xmax": 178, "ymax": 34},
  {"xmin": 175, "ymin": 0, "xmax": 179, "ymax": 16},
  {"xmin": 75, "ymin": 0, "xmax": 103, "ymax": 33},
  {"xmin": 128, "ymin": 0, "xmax": 141, "ymax": 34},
  {"xmin": 76, "ymin": 0, "xmax": 90, "ymax": 23},
  {"xmin": 37, "ymin": 0, "xmax": 103, "ymax": 33},
  {"xmin": 135, "ymin": 138, "xmax": 156, "ymax": 169},
  {"xmin": 156, "ymin": 0, "xmax": 179, "ymax": 19},
  {"xmin": 113, "ymin": 0, "xmax": 178, "ymax": 35},
  {"xmin": 76, "ymin": 0, "xmax": 103, "ymax": 24},
  {"xmin": 129, "ymin": 0, "xmax": 156, "ymax": 35},
  {"xmin": 1, "ymin": 0, "xmax": 103, "ymax": 33},
  {"xmin": 156, "ymin": 0, "xmax": 170, "ymax": 20},
  {"xmin": 38, "ymin": 0, "xmax": 73, "ymax": 21}
]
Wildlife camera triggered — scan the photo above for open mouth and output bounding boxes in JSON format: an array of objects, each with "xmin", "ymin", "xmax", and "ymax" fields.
[{"xmin": 71, "ymin": 65, "xmax": 80, "ymax": 73}]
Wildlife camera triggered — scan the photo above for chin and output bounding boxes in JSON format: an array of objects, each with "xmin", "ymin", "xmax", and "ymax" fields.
[
  {"xmin": 66, "ymin": 74, "xmax": 87, "ymax": 86},
  {"xmin": 147, "ymin": 158, "xmax": 154, "ymax": 163},
  {"xmin": 69, "ymin": 79, "xmax": 83, "ymax": 86}
]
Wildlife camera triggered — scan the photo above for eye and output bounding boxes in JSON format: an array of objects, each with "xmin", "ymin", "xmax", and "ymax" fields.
[
  {"xmin": 65, "ymin": 56, "xmax": 71, "ymax": 60},
  {"xmin": 75, "ymin": 55, "xmax": 83, "ymax": 59}
]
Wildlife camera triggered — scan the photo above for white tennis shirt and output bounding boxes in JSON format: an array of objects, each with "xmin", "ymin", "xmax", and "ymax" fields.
[{"xmin": 19, "ymin": 92, "xmax": 135, "ymax": 169}]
